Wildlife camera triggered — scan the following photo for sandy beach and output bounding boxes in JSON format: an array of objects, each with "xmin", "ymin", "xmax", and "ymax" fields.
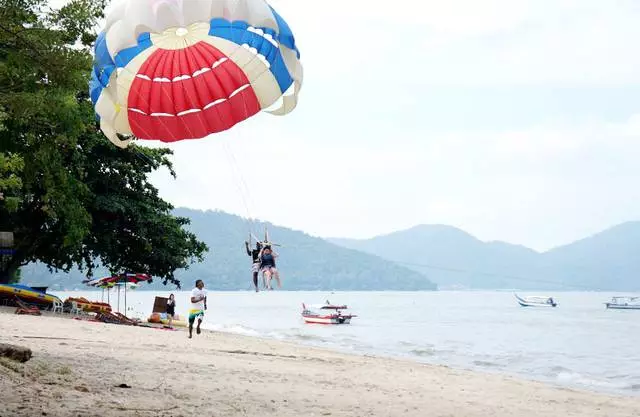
[{"xmin": 1, "ymin": 312, "xmax": 639, "ymax": 417}]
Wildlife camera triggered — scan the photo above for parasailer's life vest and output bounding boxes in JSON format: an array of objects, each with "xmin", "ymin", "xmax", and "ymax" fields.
[{"xmin": 261, "ymin": 253, "xmax": 276, "ymax": 268}]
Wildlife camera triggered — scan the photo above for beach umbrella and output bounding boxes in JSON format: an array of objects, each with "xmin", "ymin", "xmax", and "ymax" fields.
[
  {"xmin": 85, "ymin": 273, "xmax": 152, "ymax": 314},
  {"xmin": 85, "ymin": 276, "xmax": 117, "ymax": 304},
  {"xmin": 108, "ymin": 273, "xmax": 152, "ymax": 314}
]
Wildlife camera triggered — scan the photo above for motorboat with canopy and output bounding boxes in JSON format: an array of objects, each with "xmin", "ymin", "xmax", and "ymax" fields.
[{"xmin": 301, "ymin": 301, "xmax": 357, "ymax": 324}]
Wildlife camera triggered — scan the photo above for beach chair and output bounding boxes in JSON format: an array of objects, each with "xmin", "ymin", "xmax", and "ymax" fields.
[
  {"xmin": 95, "ymin": 311, "xmax": 139, "ymax": 326},
  {"xmin": 68, "ymin": 299, "xmax": 86, "ymax": 315},
  {"xmin": 14, "ymin": 297, "xmax": 42, "ymax": 316},
  {"xmin": 52, "ymin": 299, "xmax": 64, "ymax": 314},
  {"xmin": 114, "ymin": 312, "xmax": 140, "ymax": 325},
  {"xmin": 95, "ymin": 312, "xmax": 120, "ymax": 324}
]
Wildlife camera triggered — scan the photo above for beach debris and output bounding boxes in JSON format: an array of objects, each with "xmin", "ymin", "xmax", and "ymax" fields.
[
  {"xmin": 115, "ymin": 405, "xmax": 178, "ymax": 413},
  {"xmin": 116, "ymin": 383, "xmax": 132, "ymax": 389},
  {"xmin": 0, "ymin": 343, "xmax": 32, "ymax": 362},
  {"xmin": 74, "ymin": 385, "xmax": 90, "ymax": 393}
]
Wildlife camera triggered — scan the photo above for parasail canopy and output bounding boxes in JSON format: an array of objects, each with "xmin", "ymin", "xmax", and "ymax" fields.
[{"xmin": 90, "ymin": 0, "xmax": 304, "ymax": 148}]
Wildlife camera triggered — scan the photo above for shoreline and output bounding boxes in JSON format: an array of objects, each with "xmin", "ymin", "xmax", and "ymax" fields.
[
  {"xmin": 1, "ymin": 312, "xmax": 639, "ymax": 417},
  {"xmin": 205, "ymin": 325, "xmax": 632, "ymax": 398},
  {"xmin": 203, "ymin": 321, "xmax": 638, "ymax": 398},
  {"xmin": 273, "ymin": 339, "xmax": 640, "ymax": 398}
]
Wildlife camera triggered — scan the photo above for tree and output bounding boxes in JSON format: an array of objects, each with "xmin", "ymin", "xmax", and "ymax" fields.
[
  {"xmin": 0, "ymin": 0, "xmax": 208, "ymax": 287},
  {"xmin": 8, "ymin": 267, "xmax": 20, "ymax": 284},
  {"xmin": 0, "ymin": 152, "xmax": 23, "ymax": 212}
]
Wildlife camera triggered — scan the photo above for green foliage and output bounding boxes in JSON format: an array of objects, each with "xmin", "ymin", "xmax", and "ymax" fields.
[
  {"xmin": 0, "ymin": 0, "xmax": 208, "ymax": 286},
  {"xmin": 8, "ymin": 266, "xmax": 20, "ymax": 284},
  {"xmin": 0, "ymin": 152, "xmax": 23, "ymax": 212}
]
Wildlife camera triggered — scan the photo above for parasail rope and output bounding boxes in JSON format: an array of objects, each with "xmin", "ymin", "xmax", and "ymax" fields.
[{"xmin": 222, "ymin": 130, "xmax": 260, "ymax": 240}]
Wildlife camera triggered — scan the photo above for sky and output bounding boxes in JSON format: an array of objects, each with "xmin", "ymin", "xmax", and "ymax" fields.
[{"xmin": 67, "ymin": 0, "xmax": 640, "ymax": 251}]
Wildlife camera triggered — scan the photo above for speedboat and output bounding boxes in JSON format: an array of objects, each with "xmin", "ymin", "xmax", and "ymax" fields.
[
  {"xmin": 605, "ymin": 296, "xmax": 640, "ymax": 310},
  {"xmin": 301, "ymin": 301, "xmax": 356, "ymax": 324},
  {"xmin": 514, "ymin": 293, "xmax": 557, "ymax": 308}
]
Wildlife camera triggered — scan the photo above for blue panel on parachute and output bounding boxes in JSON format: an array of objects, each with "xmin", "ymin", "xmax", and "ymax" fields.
[
  {"xmin": 209, "ymin": 19, "xmax": 294, "ymax": 94},
  {"xmin": 94, "ymin": 31, "xmax": 116, "ymax": 87},
  {"xmin": 114, "ymin": 33, "xmax": 153, "ymax": 68},
  {"xmin": 268, "ymin": 5, "xmax": 300, "ymax": 59}
]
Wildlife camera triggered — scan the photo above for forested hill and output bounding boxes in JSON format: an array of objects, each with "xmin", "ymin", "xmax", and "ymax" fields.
[{"xmin": 20, "ymin": 208, "xmax": 437, "ymax": 291}]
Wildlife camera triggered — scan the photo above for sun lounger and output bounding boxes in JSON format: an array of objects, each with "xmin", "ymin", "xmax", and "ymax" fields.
[
  {"xmin": 95, "ymin": 311, "xmax": 139, "ymax": 326},
  {"xmin": 14, "ymin": 297, "xmax": 42, "ymax": 316}
]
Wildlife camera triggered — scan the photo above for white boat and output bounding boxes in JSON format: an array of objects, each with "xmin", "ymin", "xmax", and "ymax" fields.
[
  {"xmin": 515, "ymin": 293, "xmax": 557, "ymax": 308},
  {"xmin": 605, "ymin": 296, "xmax": 640, "ymax": 310},
  {"xmin": 301, "ymin": 301, "xmax": 356, "ymax": 324}
]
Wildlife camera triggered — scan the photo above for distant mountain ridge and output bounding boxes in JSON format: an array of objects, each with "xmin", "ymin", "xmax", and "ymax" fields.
[
  {"xmin": 20, "ymin": 209, "xmax": 437, "ymax": 291},
  {"xmin": 20, "ymin": 211, "xmax": 640, "ymax": 291},
  {"xmin": 328, "ymin": 222, "xmax": 640, "ymax": 291}
]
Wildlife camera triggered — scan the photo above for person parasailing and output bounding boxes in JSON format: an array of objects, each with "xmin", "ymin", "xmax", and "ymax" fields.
[
  {"xmin": 258, "ymin": 245, "xmax": 281, "ymax": 290},
  {"xmin": 245, "ymin": 240, "xmax": 263, "ymax": 292}
]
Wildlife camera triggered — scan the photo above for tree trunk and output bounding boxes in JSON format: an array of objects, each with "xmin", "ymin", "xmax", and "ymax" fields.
[{"xmin": 0, "ymin": 258, "xmax": 20, "ymax": 285}]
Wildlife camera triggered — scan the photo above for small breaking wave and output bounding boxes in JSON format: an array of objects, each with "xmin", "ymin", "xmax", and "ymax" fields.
[
  {"xmin": 410, "ymin": 347, "xmax": 436, "ymax": 357},
  {"xmin": 473, "ymin": 360, "xmax": 502, "ymax": 368},
  {"xmin": 555, "ymin": 371, "xmax": 632, "ymax": 392},
  {"xmin": 204, "ymin": 323, "xmax": 261, "ymax": 337},
  {"xmin": 549, "ymin": 365, "xmax": 573, "ymax": 375},
  {"xmin": 291, "ymin": 333, "xmax": 329, "ymax": 342}
]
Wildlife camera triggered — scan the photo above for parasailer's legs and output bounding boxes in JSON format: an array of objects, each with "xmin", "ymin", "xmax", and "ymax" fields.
[
  {"xmin": 262, "ymin": 268, "xmax": 273, "ymax": 290},
  {"xmin": 251, "ymin": 262, "xmax": 260, "ymax": 292},
  {"xmin": 261, "ymin": 267, "xmax": 281, "ymax": 289},
  {"xmin": 272, "ymin": 268, "xmax": 282, "ymax": 288}
]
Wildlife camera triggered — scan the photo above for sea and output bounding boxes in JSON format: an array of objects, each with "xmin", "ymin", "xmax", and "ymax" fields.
[{"xmin": 51, "ymin": 290, "xmax": 640, "ymax": 396}]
